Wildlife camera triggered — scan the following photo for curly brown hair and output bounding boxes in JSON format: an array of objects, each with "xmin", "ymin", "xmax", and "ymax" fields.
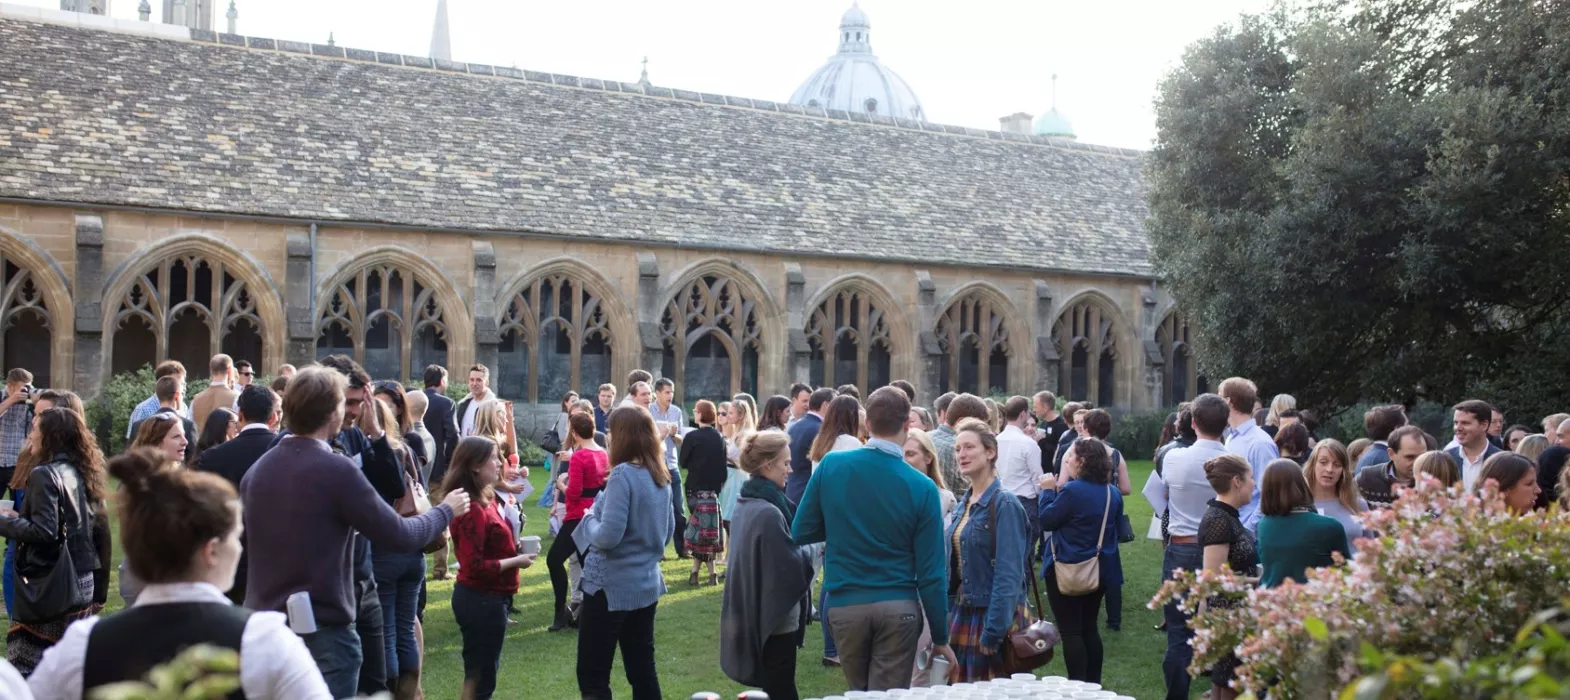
[{"xmin": 17, "ymin": 408, "xmax": 107, "ymax": 503}]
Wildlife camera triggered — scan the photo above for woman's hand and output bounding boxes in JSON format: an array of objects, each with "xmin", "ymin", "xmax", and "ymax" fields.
[
  {"xmin": 506, "ymin": 553, "xmax": 538, "ymax": 570},
  {"xmin": 1037, "ymin": 473, "xmax": 1059, "ymax": 491}
]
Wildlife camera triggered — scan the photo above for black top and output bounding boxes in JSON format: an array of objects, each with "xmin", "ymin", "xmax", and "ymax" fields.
[
  {"xmin": 193, "ymin": 429, "xmax": 275, "ymax": 605},
  {"xmin": 1355, "ymin": 462, "xmax": 1410, "ymax": 509},
  {"xmin": 84, "ymin": 601, "xmax": 252, "ymax": 699},
  {"xmin": 1537, "ymin": 446, "xmax": 1570, "ymax": 510},
  {"xmin": 1037, "ymin": 416, "xmax": 1070, "ymax": 473},
  {"xmin": 679, "ymin": 426, "xmax": 729, "ymax": 494},
  {"xmin": 422, "ymin": 388, "xmax": 459, "ymax": 484},
  {"xmin": 1198, "ymin": 499, "xmax": 1257, "ymax": 575},
  {"xmin": 1051, "ymin": 432, "xmax": 1079, "ymax": 475}
]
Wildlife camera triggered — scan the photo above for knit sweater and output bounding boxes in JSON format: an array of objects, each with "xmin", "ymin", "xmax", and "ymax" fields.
[{"xmin": 576, "ymin": 463, "xmax": 676, "ymax": 611}]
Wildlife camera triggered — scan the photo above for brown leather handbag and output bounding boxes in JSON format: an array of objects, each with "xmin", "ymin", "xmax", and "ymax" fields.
[{"xmin": 989, "ymin": 498, "xmax": 1060, "ymax": 675}]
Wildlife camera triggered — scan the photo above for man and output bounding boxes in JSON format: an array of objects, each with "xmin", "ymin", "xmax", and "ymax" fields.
[
  {"xmin": 190, "ymin": 354, "xmax": 241, "ymax": 433},
  {"xmin": 1032, "ymin": 391, "xmax": 1067, "ymax": 473},
  {"xmin": 1535, "ymin": 419, "xmax": 1570, "ymax": 510},
  {"xmin": 934, "ymin": 394, "xmax": 988, "ymax": 492},
  {"xmin": 593, "ymin": 382, "xmax": 616, "ymax": 434},
  {"xmin": 0, "ymin": 369, "xmax": 33, "ymax": 499},
  {"xmin": 1544, "ymin": 413, "xmax": 1570, "ymax": 439},
  {"xmin": 996, "ymin": 396, "xmax": 1043, "ymax": 554},
  {"xmin": 242, "ymin": 367, "xmax": 468, "ymax": 700},
  {"xmin": 1446, "ymin": 399, "xmax": 1502, "ymax": 490},
  {"xmin": 234, "ymin": 359, "xmax": 255, "ymax": 388},
  {"xmin": 1158, "ymin": 393, "xmax": 1229, "ymax": 700},
  {"xmin": 628, "ymin": 381, "xmax": 653, "ymax": 408},
  {"xmin": 404, "ymin": 389, "xmax": 435, "ymax": 476},
  {"xmin": 786, "ymin": 382, "xmax": 811, "ymax": 428},
  {"xmin": 621, "ymin": 369, "xmax": 653, "ymax": 407},
  {"xmin": 1219, "ymin": 377, "xmax": 1279, "ymax": 529},
  {"xmin": 648, "ymin": 377, "xmax": 688, "ymax": 558},
  {"xmin": 1357, "ymin": 404, "xmax": 1409, "ymax": 470},
  {"xmin": 454, "ymin": 364, "xmax": 493, "ymax": 437},
  {"xmin": 889, "ymin": 379, "xmax": 917, "ymax": 403},
  {"xmin": 1489, "ymin": 408, "xmax": 1506, "ymax": 449},
  {"xmin": 1356, "ymin": 425, "xmax": 1425, "ymax": 508},
  {"xmin": 1052, "ymin": 402, "xmax": 1088, "ymax": 476},
  {"xmin": 126, "ymin": 360, "xmax": 186, "ymax": 439},
  {"xmin": 129, "ymin": 376, "xmax": 196, "ymax": 464},
  {"xmin": 835, "ymin": 384, "xmax": 861, "ymax": 401},
  {"xmin": 193, "ymin": 384, "xmax": 280, "ymax": 604},
  {"xmin": 276, "ymin": 363, "xmax": 297, "ymax": 379},
  {"xmin": 421, "ymin": 365, "xmax": 459, "ymax": 495},
  {"xmin": 786, "ymin": 387, "xmax": 835, "ymax": 503},
  {"xmin": 792, "ymin": 387, "xmax": 955, "ymax": 692}
]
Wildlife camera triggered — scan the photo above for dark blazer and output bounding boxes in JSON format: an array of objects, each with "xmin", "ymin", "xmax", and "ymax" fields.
[
  {"xmin": 423, "ymin": 388, "xmax": 459, "ymax": 485},
  {"xmin": 129, "ymin": 407, "xmax": 196, "ymax": 464},
  {"xmin": 785, "ymin": 413, "xmax": 822, "ymax": 504},
  {"xmin": 193, "ymin": 427, "xmax": 275, "ymax": 604}
]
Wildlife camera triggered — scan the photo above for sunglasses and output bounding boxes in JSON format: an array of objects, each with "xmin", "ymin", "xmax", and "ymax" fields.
[{"xmin": 239, "ymin": 371, "xmax": 254, "ymax": 377}]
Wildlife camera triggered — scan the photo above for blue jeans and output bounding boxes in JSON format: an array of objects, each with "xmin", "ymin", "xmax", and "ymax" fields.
[
  {"xmin": 820, "ymin": 585, "xmax": 837, "ymax": 657},
  {"xmin": 669, "ymin": 467, "xmax": 687, "ymax": 556},
  {"xmin": 301, "ymin": 624, "xmax": 363, "ymax": 700},
  {"xmin": 373, "ymin": 550, "xmax": 425, "ymax": 678},
  {"xmin": 1162, "ymin": 543, "xmax": 1204, "ymax": 700}
]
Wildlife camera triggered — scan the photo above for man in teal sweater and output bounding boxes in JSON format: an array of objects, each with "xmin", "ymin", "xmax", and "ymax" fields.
[{"xmin": 793, "ymin": 386, "xmax": 957, "ymax": 691}]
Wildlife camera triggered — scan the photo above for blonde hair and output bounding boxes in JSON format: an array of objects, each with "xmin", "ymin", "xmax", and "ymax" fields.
[
  {"xmin": 1347, "ymin": 438, "xmax": 1373, "ymax": 466},
  {"xmin": 718, "ymin": 402, "xmax": 736, "ymax": 439},
  {"xmin": 373, "ymin": 399, "xmax": 403, "ymax": 448},
  {"xmin": 904, "ymin": 429, "xmax": 946, "ymax": 491},
  {"xmin": 1266, "ymin": 394, "xmax": 1297, "ymax": 426},
  {"xmin": 1303, "ymin": 438, "xmax": 1362, "ymax": 513},
  {"xmin": 1515, "ymin": 434, "xmax": 1550, "ymax": 464},
  {"xmin": 473, "ymin": 400, "xmax": 513, "ymax": 458},
  {"xmin": 1414, "ymin": 450, "xmax": 1461, "ymax": 489},
  {"xmin": 737, "ymin": 430, "xmax": 790, "ymax": 475}
]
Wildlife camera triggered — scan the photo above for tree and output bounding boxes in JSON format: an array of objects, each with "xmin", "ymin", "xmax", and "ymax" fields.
[{"xmin": 1147, "ymin": 0, "xmax": 1570, "ymax": 418}]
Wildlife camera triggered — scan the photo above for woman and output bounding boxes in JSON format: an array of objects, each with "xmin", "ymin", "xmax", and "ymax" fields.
[
  {"xmin": 577, "ymin": 406, "xmax": 674, "ymax": 699},
  {"xmin": 5, "ymin": 391, "xmax": 93, "ymax": 619},
  {"xmin": 473, "ymin": 400, "xmax": 524, "ymax": 536},
  {"xmin": 1037, "ymin": 438, "xmax": 1123, "ymax": 683},
  {"xmin": 192, "ymin": 407, "xmax": 238, "ymax": 463},
  {"xmin": 1515, "ymin": 434, "xmax": 1550, "ymax": 465},
  {"xmin": 374, "ymin": 381, "xmax": 424, "ymax": 471},
  {"xmin": 366, "ymin": 397, "xmax": 424, "ymax": 697},
  {"xmin": 131, "ymin": 413, "xmax": 189, "ymax": 465},
  {"xmin": 1198, "ymin": 454, "xmax": 1258, "ymax": 700},
  {"xmin": 1274, "ymin": 422, "xmax": 1311, "ymax": 466},
  {"xmin": 28, "ymin": 448, "xmax": 330, "ymax": 699},
  {"xmin": 1262, "ymin": 394, "xmax": 1297, "ymax": 438},
  {"xmin": 719, "ymin": 431, "xmax": 814, "ymax": 700},
  {"xmin": 442, "ymin": 436, "xmax": 537, "ymax": 699},
  {"xmin": 904, "ymin": 429, "xmax": 956, "ymax": 518},
  {"xmin": 1476, "ymin": 452, "xmax": 1540, "ymax": 514},
  {"xmin": 757, "ymin": 396, "xmax": 791, "ymax": 432},
  {"xmin": 548, "ymin": 413, "xmax": 608, "ymax": 632},
  {"xmin": 1504, "ymin": 425, "xmax": 1533, "ymax": 452},
  {"xmin": 1414, "ymin": 450, "xmax": 1462, "ymax": 489},
  {"xmin": 805, "ymin": 394, "xmax": 861, "ymax": 665},
  {"xmin": 942, "ymin": 419, "xmax": 1028, "ymax": 683},
  {"xmin": 1256, "ymin": 459, "xmax": 1349, "ymax": 588},
  {"xmin": 1347, "ymin": 438, "xmax": 1373, "ymax": 467},
  {"xmin": 718, "ymin": 400, "xmax": 756, "ymax": 532},
  {"xmin": 680, "ymin": 400, "xmax": 728, "ymax": 585},
  {"xmin": 0, "ymin": 409, "xmax": 105, "ymax": 674},
  {"xmin": 1303, "ymin": 439, "xmax": 1367, "ymax": 554}
]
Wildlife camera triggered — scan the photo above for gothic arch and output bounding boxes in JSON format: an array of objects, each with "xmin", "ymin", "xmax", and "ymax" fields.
[
  {"xmin": 100, "ymin": 234, "xmax": 285, "ymax": 381},
  {"xmin": 313, "ymin": 246, "xmax": 473, "ymax": 382},
  {"xmin": 1052, "ymin": 290, "xmax": 1134, "ymax": 408},
  {"xmin": 492, "ymin": 257, "xmax": 637, "ymax": 403},
  {"xmin": 656, "ymin": 258, "xmax": 784, "ymax": 405},
  {"xmin": 803, "ymin": 274, "xmax": 914, "ymax": 396},
  {"xmin": 0, "ymin": 226, "xmax": 72, "ymax": 389},
  {"xmin": 933, "ymin": 282, "xmax": 1028, "ymax": 396},
  {"xmin": 1156, "ymin": 309, "xmax": 1199, "ymax": 406}
]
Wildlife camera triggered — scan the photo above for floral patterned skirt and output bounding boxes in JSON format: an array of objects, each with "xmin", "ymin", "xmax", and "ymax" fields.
[
  {"xmin": 684, "ymin": 490, "xmax": 724, "ymax": 560},
  {"xmin": 946, "ymin": 603, "xmax": 1029, "ymax": 683}
]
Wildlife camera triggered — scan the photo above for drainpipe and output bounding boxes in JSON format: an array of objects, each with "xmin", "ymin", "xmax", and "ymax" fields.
[{"xmin": 309, "ymin": 222, "xmax": 318, "ymax": 319}]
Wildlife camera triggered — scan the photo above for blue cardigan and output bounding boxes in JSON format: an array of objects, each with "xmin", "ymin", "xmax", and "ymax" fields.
[
  {"xmin": 1038, "ymin": 479, "xmax": 1124, "ymax": 587},
  {"xmin": 577, "ymin": 463, "xmax": 676, "ymax": 611}
]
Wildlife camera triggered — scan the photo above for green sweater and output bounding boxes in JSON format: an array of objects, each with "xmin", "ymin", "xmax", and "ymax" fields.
[
  {"xmin": 1256, "ymin": 510, "xmax": 1350, "ymax": 588},
  {"xmin": 791, "ymin": 441, "xmax": 948, "ymax": 645}
]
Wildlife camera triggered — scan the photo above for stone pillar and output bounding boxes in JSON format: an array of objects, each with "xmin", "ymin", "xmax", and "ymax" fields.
[
  {"xmin": 472, "ymin": 241, "xmax": 499, "ymax": 374},
  {"xmin": 284, "ymin": 232, "xmax": 315, "ymax": 367},
  {"xmin": 1140, "ymin": 285, "xmax": 1164, "ymax": 411},
  {"xmin": 784, "ymin": 263, "xmax": 810, "ymax": 389},
  {"xmin": 914, "ymin": 270, "xmax": 942, "ymax": 400},
  {"xmin": 1034, "ymin": 280, "xmax": 1059, "ymax": 394},
  {"xmin": 71, "ymin": 214, "xmax": 105, "ymax": 397},
  {"xmin": 635, "ymin": 253, "xmax": 664, "ymax": 374}
]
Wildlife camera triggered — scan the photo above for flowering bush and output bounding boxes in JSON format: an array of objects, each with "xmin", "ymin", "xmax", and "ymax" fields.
[{"xmin": 1152, "ymin": 478, "xmax": 1570, "ymax": 697}]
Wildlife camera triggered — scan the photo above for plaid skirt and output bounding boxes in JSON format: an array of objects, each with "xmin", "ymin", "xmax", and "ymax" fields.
[
  {"xmin": 947, "ymin": 602, "xmax": 1030, "ymax": 683},
  {"xmin": 684, "ymin": 490, "xmax": 724, "ymax": 559},
  {"xmin": 8, "ymin": 602, "xmax": 100, "ymax": 675}
]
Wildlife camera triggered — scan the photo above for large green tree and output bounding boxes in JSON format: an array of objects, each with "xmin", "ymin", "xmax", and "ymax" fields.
[{"xmin": 1148, "ymin": 0, "xmax": 1570, "ymax": 418}]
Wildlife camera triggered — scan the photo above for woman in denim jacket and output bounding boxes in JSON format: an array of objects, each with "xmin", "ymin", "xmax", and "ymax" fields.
[
  {"xmin": 942, "ymin": 418, "xmax": 1029, "ymax": 682},
  {"xmin": 1037, "ymin": 437, "xmax": 1125, "ymax": 683}
]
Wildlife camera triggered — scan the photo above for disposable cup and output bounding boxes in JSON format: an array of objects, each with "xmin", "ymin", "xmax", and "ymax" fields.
[{"xmin": 518, "ymin": 535, "xmax": 541, "ymax": 555}]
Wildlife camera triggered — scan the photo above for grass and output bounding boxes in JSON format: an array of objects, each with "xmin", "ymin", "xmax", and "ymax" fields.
[{"xmin": 89, "ymin": 461, "xmax": 1176, "ymax": 699}]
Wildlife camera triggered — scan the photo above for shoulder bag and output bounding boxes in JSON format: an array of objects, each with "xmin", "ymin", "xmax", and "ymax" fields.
[
  {"xmin": 1049, "ymin": 484, "xmax": 1112, "ymax": 596},
  {"xmin": 391, "ymin": 446, "xmax": 444, "ymax": 554},
  {"xmin": 14, "ymin": 461, "xmax": 90, "ymax": 623},
  {"xmin": 989, "ymin": 498, "xmax": 1060, "ymax": 675}
]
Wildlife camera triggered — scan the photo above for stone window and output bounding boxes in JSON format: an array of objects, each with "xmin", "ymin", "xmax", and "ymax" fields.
[
  {"xmin": 865, "ymin": 98, "xmax": 878, "ymax": 114},
  {"xmin": 0, "ymin": 257, "xmax": 51, "ymax": 387},
  {"xmin": 807, "ymin": 288, "xmax": 890, "ymax": 397},
  {"xmin": 1157, "ymin": 312, "xmax": 1199, "ymax": 406},
  {"xmin": 496, "ymin": 274, "xmax": 612, "ymax": 403},
  {"xmin": 936, "ymin": 293, "xmax": 1010, "ymax": 396},
  {"xmin": 1055, "ymin": 299, "xmax": 1119, "ymax": 407},
  {"xmin": 317, "ymin": 264, "xmax": 448, "ymax": 382},
  {"xmin": 110, "ymin": 255, "xmax": 263, "ymax": 377},
  {"xmin": 660, "ymin": 275, "xmax": 761, "ymax": 405}
]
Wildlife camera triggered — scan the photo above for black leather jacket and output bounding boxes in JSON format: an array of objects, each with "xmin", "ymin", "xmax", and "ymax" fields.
[{"xmin": 0, "ymin": 455, "xmax": 101, "ymax": 576}]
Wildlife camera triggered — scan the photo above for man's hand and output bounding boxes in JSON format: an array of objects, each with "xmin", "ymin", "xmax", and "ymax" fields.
[
  {"xmin": 359, "ymin": 399, "xmax": 383, "ymax": 441},
  {"xmin": 933, "ymin": 644, "xmax": 959, "ymax": 681},
  {"xmin": 442, "ymin": 488, "xmax": 472, "ymax": 516}
]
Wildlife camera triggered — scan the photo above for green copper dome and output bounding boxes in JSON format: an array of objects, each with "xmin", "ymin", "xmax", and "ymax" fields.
[{"xmin": 1033, "ymin": 107, "xmax": 1075, "ymax": 139}]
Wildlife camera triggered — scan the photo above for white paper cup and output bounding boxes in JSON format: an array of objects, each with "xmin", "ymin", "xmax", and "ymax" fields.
[
  {"xmin": 0, "ymin": 500, "xmax": 13, "ymax": 511},
  {"xmin": 518, "ymin": 535, "xmax": 541, "ymax": 555}
]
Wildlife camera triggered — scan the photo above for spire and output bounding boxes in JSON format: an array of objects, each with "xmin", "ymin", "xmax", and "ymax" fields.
[
  {"xmin": 225, "ymin": 0, "xmax": 236, "ymax": 34},
  {"xmin": 1051, "ymin": 73, "xmax": 1058, "ymax": 110},
  {"xmin": 429, "ymin": 0, "xmax": 452, "ymax": 62},
  {"xmin": 837, "ymin": 2, "xmax": 872, "ymax": 55},
  {"xmin": 137, "ymin": 0, "xmax": 149, "ymax": 20},
  {"xmin": 638, "ymin": 56, "xmax": 651, "ymax": 87}
]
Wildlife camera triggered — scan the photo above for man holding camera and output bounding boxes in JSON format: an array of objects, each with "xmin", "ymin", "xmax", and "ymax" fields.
[{"xmin": 0, "ymin": 368, "xmax": 34, "ymax": 500}]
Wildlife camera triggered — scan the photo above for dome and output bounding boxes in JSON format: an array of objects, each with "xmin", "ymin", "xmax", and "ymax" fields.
[
  {"xmin": 787, "ymin": 3, "xmax": 926, "ymax": 121},
  {"xmin": 1033, "ymin": 107, "xmax": 1076, "ymax": 139}
]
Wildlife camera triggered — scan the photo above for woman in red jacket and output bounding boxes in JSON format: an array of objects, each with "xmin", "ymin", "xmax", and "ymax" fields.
[{"xmin": 548, "ymin": 412, "xmax": 609, "ymax": 632}]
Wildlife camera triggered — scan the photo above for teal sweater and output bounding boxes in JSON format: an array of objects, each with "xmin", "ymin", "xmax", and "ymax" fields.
[
  {"xmin": 1256, "ymin": 510, "xmax": 1349, "ymax": 588},
  {"xmin": 791, "ymin": 441, "xmax": 948, "ymax": 645}
]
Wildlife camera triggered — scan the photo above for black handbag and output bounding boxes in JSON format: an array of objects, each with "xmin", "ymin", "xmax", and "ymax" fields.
[
  {"xmin": 1117, "ymin": 513, "xmax": 1136, "ymax": 544},
  {"xmin": 540, "ymin": 426, "xmax": 562, "ymax": 454},
  {"xmin": 13, "ymin": 462, "xmax": 90, "ymax": 623}
]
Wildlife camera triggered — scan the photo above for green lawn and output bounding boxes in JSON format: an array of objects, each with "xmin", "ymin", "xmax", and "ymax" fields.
[{"xmin": 91, "ymin": 461, "xmax": 1175, "ymax": 699}]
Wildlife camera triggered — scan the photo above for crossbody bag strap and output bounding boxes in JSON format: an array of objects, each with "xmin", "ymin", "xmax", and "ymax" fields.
[
  {"xmin": 41, "ymin": 461, "xmax": 71, "ymax": 543},
  {"xmin": 1093, "ymin": 484, "xmax": 1112, "ymax": 550}
]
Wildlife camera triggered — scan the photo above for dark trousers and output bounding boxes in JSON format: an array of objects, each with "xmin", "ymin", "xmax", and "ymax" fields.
[
  {"xmin": 1162, "ymin": 543, "xmax": 1204, "ymax": 700},
  {"xmin": 1019, "ymin": 495, "xmax": 1041, "ymax": 561},
  {"xmin": 452, "ymin": 583, "xmax": 508, "ymax": 700},
  {"xmin": 669, "ymin": 468, "xmax": 687, "ymax": 556},
  {"xmin": 576, "ymin": 591, "xmax": 662, "ymax": 700},
  {"xmin": 356, "ymin": 576, "xmax": 387, "ymax": 695},
  {"xmin": 0, "ymin": 466, "xmax": 14, "ymax": 501},
  {"xmin": 548, "ymin": 518, "xmax": 582, "ymax": 612},
  {"xmin": 1104, "ymin": 582, "xmax": 1122, "ymax": 628},
  {"xmin": 1044, "ymin": 568, "xmax": 1106, "ymax": 683},
  {"xmin": 758, "ymin": 632, "xmax": 801, "ymax": 700},
  {"xmin": 301, "ymin": 624, "xmax": 362, "ymax": 700}
]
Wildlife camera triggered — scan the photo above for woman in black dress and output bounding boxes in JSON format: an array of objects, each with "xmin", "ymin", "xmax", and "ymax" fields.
[{"xmin": 1199, "ymin": 453, "xmax": 1259, "ymax": 700}]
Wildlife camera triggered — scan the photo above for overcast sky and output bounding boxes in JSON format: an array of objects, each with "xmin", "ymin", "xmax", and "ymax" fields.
[{"xmin": 21, "ymin": 0, "xmax": 1272, "ymax": 149}]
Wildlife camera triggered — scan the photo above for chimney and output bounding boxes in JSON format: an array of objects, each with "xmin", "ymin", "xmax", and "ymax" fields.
[{"xmin": 998, "ymin": 112, "xmax": 1033, "ymax": 135}]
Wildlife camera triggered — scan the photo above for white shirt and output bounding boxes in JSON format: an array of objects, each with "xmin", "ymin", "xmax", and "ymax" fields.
[
  {"xmin": 995, "ymin": 424, "xmax": 1042, "ymax": 499},
  {"xmin": 810, "ymin": 434, "xmax": 863, "ymax": 470},
  {"xmin": 29, "ymin": 582, "xmax": 330, "ymax": 700},
  {"xmin": 0, "ymin": 659, "xmax": 27, "ymax": 700},
  {"xmin": 461, "ymin": 392, "xmax": 490, "ymax": 436},
  {"xmin": 1457, "ymin": 445, "xmax": 1490, "ymax": 490},
  {"xmin": 240, "ymin": 423, "xmax": 271, "ymax": 434}
]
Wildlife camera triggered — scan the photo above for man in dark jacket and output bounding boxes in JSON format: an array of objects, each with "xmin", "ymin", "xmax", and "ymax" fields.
[
  {"xmin": 786, "ymin": 388, "xmax": 834, "ymax": 504},
  {"xmin": 193, "ymin": 384, "xmax": 280, "ymax": 603},
  {"xmin": 421, "ymin": 365, "xmax": 459, "ymax": 580}
]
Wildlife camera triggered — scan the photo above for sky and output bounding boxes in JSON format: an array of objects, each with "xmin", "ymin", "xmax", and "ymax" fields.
[{"xmin": 20, "ymin": 0, "xmax": 1274, "ymax": 150}]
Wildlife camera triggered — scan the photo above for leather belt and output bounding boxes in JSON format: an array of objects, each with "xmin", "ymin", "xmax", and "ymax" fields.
[{"xmin": 1168, "ymin": 535, "xmax": 1198, "ymax": 544}]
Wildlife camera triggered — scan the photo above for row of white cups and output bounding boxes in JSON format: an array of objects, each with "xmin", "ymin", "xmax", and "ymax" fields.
[{"xmin": 805, "ymin": 674, "xmax": 1136, "ymax": 700}]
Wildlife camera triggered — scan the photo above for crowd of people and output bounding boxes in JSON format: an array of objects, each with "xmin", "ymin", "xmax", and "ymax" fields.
[{"xmin": 0, "ymin": 352, "xmax": 1558, "ymax": 699}]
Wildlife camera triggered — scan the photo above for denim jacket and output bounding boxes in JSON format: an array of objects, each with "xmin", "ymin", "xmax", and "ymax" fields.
[{"xmin": 943, "ymin": 478, "xmax": 1028, "ymax": 648}]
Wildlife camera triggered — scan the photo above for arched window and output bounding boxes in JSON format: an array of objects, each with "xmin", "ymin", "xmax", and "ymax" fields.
[
  {"xmin": 110, "ymin": 255, "xmax": 263, "ymax": 376},
  {"xmin": 1157, "ymin": 312, "xmax": 1197, "ymax": 406},
  {"xmin": 0, "ymin": 256, "xmax": 51, "ymax": 387},
  {"xmin": 865, "ymin": 98, "xmax": 878, "ymax": 114},
  {"xmin": 317, "ymin": 264, "xmax": 448, "ymax": 382},
  {"xmin": 1055, "ymin": 299, "xmax": 1119, "ymax": 406},
  {"xmin": 660, "ymin": 275, "xmax": 761, "ymax": 405},
  {"xmin": 935, "ymin": 293, "xmax": 1011, "ymax": 395},
  {"xmin": 807, "ymin": 289, "xmax": 890, "ymax": 397},
  {"xmin": 496, "ymin": 275, "xmax": 612, "ymax": 403}
]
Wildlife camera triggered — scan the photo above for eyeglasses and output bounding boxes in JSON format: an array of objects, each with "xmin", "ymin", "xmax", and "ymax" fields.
[{"xmin": 239, "ymin": 371, "xmax": 254, "ymax": 377}]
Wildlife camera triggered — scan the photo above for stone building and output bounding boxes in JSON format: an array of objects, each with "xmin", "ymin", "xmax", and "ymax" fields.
[{"xmin": 0, "ymin": 6, "xmax": 1202, "ymax": 428}]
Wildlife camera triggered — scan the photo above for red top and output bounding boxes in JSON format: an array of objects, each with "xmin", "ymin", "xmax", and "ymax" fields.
[
  {"xmin": 565, "ymin": 448, "xmax": 610, "ymax": 522},
  {"xmin": 450, "ymin": 499, "xmax": 519, "ymax": 596}
]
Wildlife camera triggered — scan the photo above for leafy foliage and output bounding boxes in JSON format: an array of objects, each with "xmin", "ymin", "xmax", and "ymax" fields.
[
  {"xmin": 88, "ymin": 644, "xmax": 241, "ymax": 700},
  {"xmin": 1147, "ymin": 0, "xmax": 1570, "ymax": 418},
  {"xmin": 1346, "ymin": 602, "xmax": 1570, "ymax": 699},
  {"xmin": 1115, "ymin": 410, "xmax": 1171, "ymax": 461}
]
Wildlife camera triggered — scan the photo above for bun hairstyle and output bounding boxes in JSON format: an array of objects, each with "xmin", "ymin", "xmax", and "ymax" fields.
[
  {"xmin": 109, "ymin": 447, "xmax": 239, "ymax": 584},
  {"xmin": 737, "ymin": 430, "xmax": 789, "ymax": 475}
]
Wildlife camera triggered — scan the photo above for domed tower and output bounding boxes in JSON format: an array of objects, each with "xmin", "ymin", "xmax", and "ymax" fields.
[
  {"xmin": 1033, "ymin": 74, "xmax": 1077, "ymax": 140},
  {"xmin": 787, "ymin": 3, "xmax": 926, "ymax": 121}
]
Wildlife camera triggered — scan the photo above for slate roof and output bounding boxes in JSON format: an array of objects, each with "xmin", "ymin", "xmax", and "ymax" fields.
[{"xmin": 0, "ymin": 16, "xmax": 1152, "ymax": 276}]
